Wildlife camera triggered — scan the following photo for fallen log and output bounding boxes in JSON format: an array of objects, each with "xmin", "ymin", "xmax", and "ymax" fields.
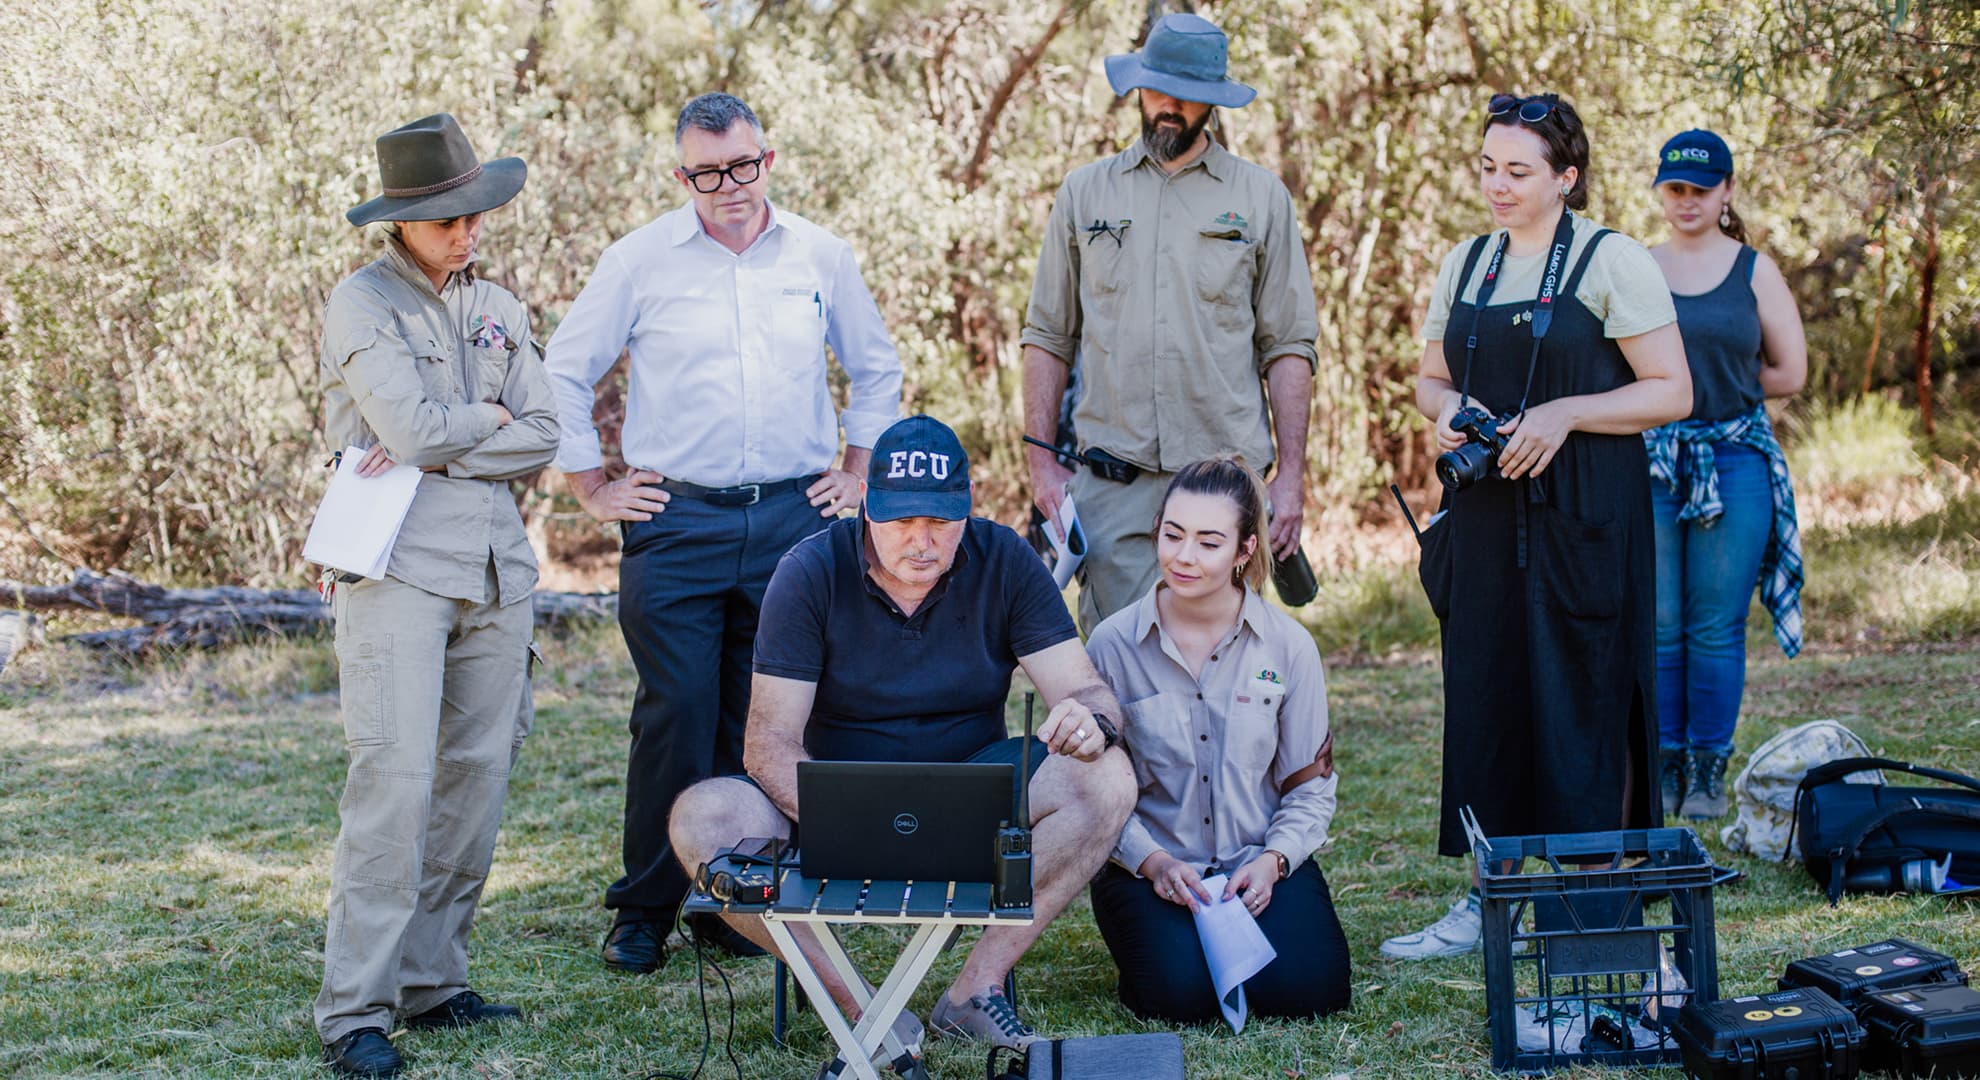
[{"xmin": 0, "ymin": 569, "xmax": 619, "ymax": 656}]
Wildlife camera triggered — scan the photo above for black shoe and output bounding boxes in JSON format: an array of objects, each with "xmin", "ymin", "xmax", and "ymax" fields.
[
  {"xmin": 1660, "ymin": 746, "xmax": 1688, "ymax": 817},
  {"xmin": 686, "ymin": 912, "xmax": 767, "ymax": 959},
  {"xmin": 322, "ymin": 1028, "xmax": 403, "ymax": 1078},
  {"xmin": 1681, "ymin": 747, "xmax": 1731, "ymax": 820},
  {"xmin": 602, "ymin": 919, "xmax": 665, "ymax": 974},
  {"xmin": 404, "ymin": 989, "xmax": 521, "ymax": 1030}
]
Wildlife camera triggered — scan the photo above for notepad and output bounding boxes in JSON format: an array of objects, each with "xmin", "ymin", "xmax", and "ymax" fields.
[
  {"xmin": 1191, "ymin": 873, "xmax": 1279, "ymax": 1033},
  {"xmin": 302, "ymin": 446, "xmax": 423, "ymax": 580}
]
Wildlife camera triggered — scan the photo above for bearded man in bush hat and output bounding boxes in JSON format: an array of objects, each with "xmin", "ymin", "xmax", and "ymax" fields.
[
  {"xmin": 1020, "ymin": 12, "xmax": 1321, "ymax": 633},
  {"xmin": 315, "ymin": 113, "xmax": 560, "ymax": 1077}
]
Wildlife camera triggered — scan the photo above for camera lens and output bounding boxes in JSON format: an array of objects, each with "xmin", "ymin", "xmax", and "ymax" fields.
[{"xmin": 1436, "ymin": 442, "xmax": 1496, "ymax": 490}]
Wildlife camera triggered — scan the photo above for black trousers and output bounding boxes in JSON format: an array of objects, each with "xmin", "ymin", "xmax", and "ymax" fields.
[
  {"xmin": 1090, "ymin": 860, "xmax": 1351, "ymax": 1024},
  {"xmin": 606, "ymin": 484, "xmax": 822, "ymax": 924}
]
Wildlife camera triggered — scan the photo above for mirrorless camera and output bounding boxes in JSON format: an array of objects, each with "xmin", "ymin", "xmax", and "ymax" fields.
[{"xmin": 1435, "ymin": 406, "xmax": 1511, "ymax": 491}]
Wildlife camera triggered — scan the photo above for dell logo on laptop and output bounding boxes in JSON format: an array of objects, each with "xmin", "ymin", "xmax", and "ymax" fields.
[{"xmin": 893, "ymin": 813, "xmax": 920, "ymax": 835}]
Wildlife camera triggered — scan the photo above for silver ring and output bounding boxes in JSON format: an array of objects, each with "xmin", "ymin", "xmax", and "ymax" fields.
[{"xmin": 1075, "ymin": 728, "xmax": 1086, "ymax": 740}]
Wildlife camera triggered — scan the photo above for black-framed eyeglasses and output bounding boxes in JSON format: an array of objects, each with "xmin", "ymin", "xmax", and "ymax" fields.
[
  {"xmin": 1488, "ymin": 93, "xmax": 1559, "ymax": 123},
  {"xmin": 681, "ymin": 155, "xmax": 766, "ymax": 193}
]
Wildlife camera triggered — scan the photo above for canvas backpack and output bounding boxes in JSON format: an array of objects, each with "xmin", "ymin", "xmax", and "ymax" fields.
[{"xmin": 1720, "ymin": 719, "xmax": 1881, "ymax": 861}]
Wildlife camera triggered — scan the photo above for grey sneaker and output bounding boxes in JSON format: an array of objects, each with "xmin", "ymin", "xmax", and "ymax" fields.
[
  {"xmin": 1379, "ymin": 893, "xmax": 1482, "ymax": 960},
  {"xmin": 929, "ymin": 985, "xmax": 1039, "ymax": 1052}
]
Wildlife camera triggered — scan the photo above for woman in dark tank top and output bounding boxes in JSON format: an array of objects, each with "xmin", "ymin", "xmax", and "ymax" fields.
[{"xmin": 1644, "ymin": 129, "xmax": 1808, "ymax": 823}]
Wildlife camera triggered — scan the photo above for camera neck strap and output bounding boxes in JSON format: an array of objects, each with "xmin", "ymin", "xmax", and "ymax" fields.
[{"xmin": 1458, "ymin": 209, "xmax": 1576, "ymax": 419}]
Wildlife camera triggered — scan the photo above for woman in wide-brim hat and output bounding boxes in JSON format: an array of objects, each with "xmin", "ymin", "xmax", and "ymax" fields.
[{"xmin": 311, "ymin": 112, "xmax": 560, "ymax": 1080}]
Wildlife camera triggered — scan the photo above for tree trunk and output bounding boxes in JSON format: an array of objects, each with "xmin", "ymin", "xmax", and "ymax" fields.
[{"xmin": 1912, "ymin": 196, "xmax": 1939, "ymax": 436}]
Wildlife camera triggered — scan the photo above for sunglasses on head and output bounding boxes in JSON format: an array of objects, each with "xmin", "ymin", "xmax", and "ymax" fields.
[{"xmin": 1489, "ymin": 93, "xmax": 1560, "ymax": 123}]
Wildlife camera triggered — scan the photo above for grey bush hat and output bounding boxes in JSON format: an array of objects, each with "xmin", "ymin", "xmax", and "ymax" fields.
[
  {"xmin": 345, "ymin": 114, "xmax": 526, "ymax": 227},
  {"xmin": 1104, "ymin": 13, "xmax": 1256, "ymax": 109}
]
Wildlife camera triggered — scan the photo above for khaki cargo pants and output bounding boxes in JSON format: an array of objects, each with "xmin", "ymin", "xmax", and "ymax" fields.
[
  {"xmin": 1071, "ymin": 466, "xmax": 1171, "ymax": 635},
  {"xmin": 314, "ymin": 569, "xmax": 534, "ymax": 1043}
]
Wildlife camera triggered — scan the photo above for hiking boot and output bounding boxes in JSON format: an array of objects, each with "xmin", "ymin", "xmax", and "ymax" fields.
[
  {"xmin": 322, "ymin": 1028, "xmax": 402, "ymax": 1078},
  {"xmin": 1660, "ymin": 746, "xmax": 1688, "ymax": 817},
  {"xmin": 1681, "ymin": 747, "xmax": 1731, "ymax": 820},
  {"xmin": 1379, "ymin": 891, "xmax": 1482, "ymax": 960},
  {"xmin": 929, "ymin": 985, "xmax": 1039, "ymax": 1052},
  {"xmin": 403, "ymin": 990, "xmax": 520, "ymax": 1030}
]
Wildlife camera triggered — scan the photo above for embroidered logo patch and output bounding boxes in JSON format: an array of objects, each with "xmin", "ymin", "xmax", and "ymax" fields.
[
  {"xmin": 1213, "ymin": 210, "xmax": 1249, "ymax": 229},
  {"xmin": 1254, "ymin": 668, "xmax": 1281, "ymax": 684}
]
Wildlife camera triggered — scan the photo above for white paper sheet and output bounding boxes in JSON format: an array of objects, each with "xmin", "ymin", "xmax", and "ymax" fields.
[
  {"xmin": 1045, "ymin": 487, "xmax": 1087, "ymax": 589},
  {"xmin": 302, "ymin": 446, "xmax": 423, "ymax": 580},
  {"xmin": 1191, "ymin": 873, "xmax": 1279, "ymax": 1033}
]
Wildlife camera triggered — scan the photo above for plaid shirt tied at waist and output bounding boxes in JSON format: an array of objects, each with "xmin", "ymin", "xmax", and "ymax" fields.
[{"xmin": 1644, "ymin": 403, "xmax": 1804, "ymax": 658}]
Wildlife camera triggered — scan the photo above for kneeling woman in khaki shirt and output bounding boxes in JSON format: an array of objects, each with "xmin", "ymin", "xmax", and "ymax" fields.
[{"xmin": 1085, "ymin": 458, "xmax": 1350, "ymax": 1023}]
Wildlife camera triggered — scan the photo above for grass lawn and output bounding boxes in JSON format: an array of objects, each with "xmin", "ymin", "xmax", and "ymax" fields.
[{"xmin": 2, "ymin": 617, "xmax": 1976, "ymax": 1080}]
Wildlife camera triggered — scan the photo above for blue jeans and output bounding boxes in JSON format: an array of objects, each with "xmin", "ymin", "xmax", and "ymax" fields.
[{"xmin": 1652, "ymin": 443, "xmax": 1772, "ymax": 752}]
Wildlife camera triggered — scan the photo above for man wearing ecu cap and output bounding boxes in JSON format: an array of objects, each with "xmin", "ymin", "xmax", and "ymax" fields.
[{"xmin": 1021, "ymin": 12, "xmax": 1320, "ymax": 633}]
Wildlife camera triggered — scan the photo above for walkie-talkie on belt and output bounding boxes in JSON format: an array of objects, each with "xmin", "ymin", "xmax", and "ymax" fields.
[{"xmin": 993, "ymin": 694, "xmax": 1036, "ymax": 909}]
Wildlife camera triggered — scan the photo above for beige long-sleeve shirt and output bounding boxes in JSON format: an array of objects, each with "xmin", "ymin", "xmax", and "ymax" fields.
[
  {"xmin": 1087, "ymin": 585, "xmax": 1337, "ymax": 878},
  {"xmin": 319, "ymin": 239, "xmax": 559, "ymax": 607},
  {"xmin": 1019, "ymin": 137, "xmax": 1319, "ymax": 473}
]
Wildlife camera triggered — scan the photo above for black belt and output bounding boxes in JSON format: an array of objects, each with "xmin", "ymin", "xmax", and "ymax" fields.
[{"xmin": 657, "ymin": 475, "xmax": 819, "ymax": 508}]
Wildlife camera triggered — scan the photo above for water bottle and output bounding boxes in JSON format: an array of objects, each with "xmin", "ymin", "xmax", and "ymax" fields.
[{"xmin": 1272, "ymin": 548, "xmax": 1319, "ymax": 607}]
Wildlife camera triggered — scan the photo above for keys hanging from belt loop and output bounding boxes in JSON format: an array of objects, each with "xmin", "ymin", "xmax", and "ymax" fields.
[{"xmin": 316, "ymin": 566, "xmax": 340, "ymax": 603}]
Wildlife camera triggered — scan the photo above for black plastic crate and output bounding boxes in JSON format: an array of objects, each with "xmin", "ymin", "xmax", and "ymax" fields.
[
  {"xmin": 1475, "ymin": 826, "xmax": 1737, "ymax": 1072},
  {"xmin": 1673, "ymin": 986, "xmax": 1865, "ymax": 1079},
  {"xmin": 1860, "ymin": 982, "xmax": 1980, "ymax": 1077},
  {"xmin": 1780, "ymin": 938, "xmax": 1968, "ymax": 1013}
]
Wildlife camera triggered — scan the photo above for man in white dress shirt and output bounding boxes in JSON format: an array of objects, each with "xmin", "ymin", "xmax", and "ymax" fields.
[{"xmin": 544, "ymin": 92, "xmax": 903, "ymax": 972}]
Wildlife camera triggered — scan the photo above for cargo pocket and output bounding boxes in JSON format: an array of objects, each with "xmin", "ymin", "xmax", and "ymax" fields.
[
  {"xmin": 1225, "ymin": 693, "xmax": 1279, "ymax": 770},
  {"xmin": 336, "ymin": 634, "xmax": 395, "ymax": 748},
  {"xmin": 1193, "ymin": 232, "xmax": 1255, "ymax": 331},
  {"xmin": 1532, "ymin": 504, "xmax": 1623, "ymax": 621},
  {"xmin": 1416, "ymin": 510, "xmax": 1456, "ymax": 622},
  {"xmin": 513, "ymin": 640, "xmax": 544, "ymax": 765},
  {"xmin": 469, "ymin": 343, "xmax": 512, "ymax": 404},
  {"xmin": 1083, "ymin": 240, "xmax": 1129, "ymax": 321}
]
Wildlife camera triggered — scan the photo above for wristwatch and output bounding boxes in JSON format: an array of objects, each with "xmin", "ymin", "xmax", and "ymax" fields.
[
  {"xmin": 1266, "ymin": 849, "xmax": 1290, "ymax": 880},
  {"xmin": 1089, "ymin": 712, "xmax": 1122, "ymax": 750}
]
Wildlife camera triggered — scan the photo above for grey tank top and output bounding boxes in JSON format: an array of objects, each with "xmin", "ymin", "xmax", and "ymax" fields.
[{"xmin": 1672, "ymin": 245, "xmax": 1764, "ymax": 421}]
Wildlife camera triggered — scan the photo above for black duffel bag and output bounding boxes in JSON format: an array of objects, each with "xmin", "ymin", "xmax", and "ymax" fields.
[{"xmin": 1792, "ymin": 756, "xmax": 1980, "ymax": 904}]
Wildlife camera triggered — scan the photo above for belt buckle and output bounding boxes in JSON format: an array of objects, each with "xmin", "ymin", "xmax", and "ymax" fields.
[{"xmin": 730, "ymin": 483, "xmax": 762, "ymax": 507}]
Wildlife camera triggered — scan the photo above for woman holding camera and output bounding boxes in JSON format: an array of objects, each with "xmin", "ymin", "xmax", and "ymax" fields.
[
  {"xmin": 1086, "ymin": 457, "xmax": 1350, "ymax": 1022},
  {"xmin": 1380, "ymin": 94, "xmax": 1692, "ymax": 961},
  {"xmin": 1644, "ymin": 129, "xmax": 1806, "ymax": 822}
]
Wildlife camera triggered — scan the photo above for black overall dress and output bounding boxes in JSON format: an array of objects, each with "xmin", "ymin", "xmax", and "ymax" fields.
[{"xmin": 1419, "ymin": 228, "xmax": 1660, "ymax": 857}]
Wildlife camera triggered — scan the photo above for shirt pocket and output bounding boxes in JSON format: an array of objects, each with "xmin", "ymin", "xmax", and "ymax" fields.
[
  {"xmin": 1081, "ymin": 238, "xmax": 1129, "ymax": 321},
  {"xmin": 1227, "ymin": 679, "xmax": 1281, "ymax": 770},
  {"xmin": 412, "ymin": 337, "xmax": 459, "ymax": 403},
  {"xmin": 468, "ymin": 343, "xmax": 512, "ymax": 404},
  {"xmin": 771, "ymin": 281, "xmax": 827, "ymax": 374},
  {"xmin": 1193, "ymin": 230, "xmax": 1257, "ymax": 330},
  {"xmin": 1122, "ymin": 691, "xmax": 1195, "ymax": 768}
]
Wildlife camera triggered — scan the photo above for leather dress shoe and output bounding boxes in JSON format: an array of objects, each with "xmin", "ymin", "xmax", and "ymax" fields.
[
  {"xmin": 686, "ymin": 913, "xmax": 767, "ymax": 959},
  {"xmin": 404, "ymin": 989, "xmax": 521, "ymax": 1030},
  {"xmin": 602, "ymin": 920, "xmax": 665, "ymax": 974},
  {"xmin": 322, "ymin": 1027, "xmax": 403, "ymax": 1078}
]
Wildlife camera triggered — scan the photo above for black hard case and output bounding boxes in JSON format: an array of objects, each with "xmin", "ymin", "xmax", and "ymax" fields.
[
  {"xmin": 1780, "ymin": 938, "xmax": 1968, "ymax": 1011},
  {"xmin": 1673, "ymin": 987, "xmax": 1865, "ymax": 1080},
  {"xmin": 1858, "ymin": 982, "xmax": 1980, "ymax": 1078}
]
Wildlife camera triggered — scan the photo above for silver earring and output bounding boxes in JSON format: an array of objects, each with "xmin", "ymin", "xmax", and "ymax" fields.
[{"xmin": 1719, "ymin": 204, "xmax": 1732, "ymax": 228}]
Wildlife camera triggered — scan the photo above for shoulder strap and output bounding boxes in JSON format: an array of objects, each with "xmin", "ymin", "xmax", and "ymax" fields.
[
  {"xmin": 1453, "ymin": 235, "xmax": 1492, "ymax": 304},
  {"xmin": 1560, "ymin": 227, "xmax": 1614, "ymax": 295},
  {"xmin": 1738, "ymin": 245, "xmax": 1759, "ymax": 283},
  {"xmin": 1799, "ymin": 757, "xmax": 1980, "ymax": 799}
]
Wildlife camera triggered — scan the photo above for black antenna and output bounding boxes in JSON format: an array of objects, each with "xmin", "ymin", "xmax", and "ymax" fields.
[{"xmin": 1018, "ymin": 692, "xmax": 1034, "ymax": 825}]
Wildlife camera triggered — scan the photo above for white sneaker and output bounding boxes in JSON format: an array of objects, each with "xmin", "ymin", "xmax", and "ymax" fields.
[{"xmin": 1380, "ymin": 893, "xmax": 1482, "ymax": 959}]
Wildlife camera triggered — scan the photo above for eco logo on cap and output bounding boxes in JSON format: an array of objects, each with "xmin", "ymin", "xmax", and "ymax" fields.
[{"xmin": 1666, "ymin": 147, "xmax": 1713, "ymax": 163}]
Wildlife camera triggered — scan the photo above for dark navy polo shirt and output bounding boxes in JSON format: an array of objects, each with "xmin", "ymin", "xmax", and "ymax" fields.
[{"xmin": 753, "ymin": 515, "xmax": 1078, "ymax": 763}]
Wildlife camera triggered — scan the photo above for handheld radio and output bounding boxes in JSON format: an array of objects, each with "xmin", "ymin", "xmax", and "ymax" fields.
[{"xmin": 993, "ymin": 693, "xmax": 1035, "ymax": 909}]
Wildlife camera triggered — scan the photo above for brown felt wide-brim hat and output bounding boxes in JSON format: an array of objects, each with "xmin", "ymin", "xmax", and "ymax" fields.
[{"xmin": 345, "ymin": 113, "xmax": 527, "ymax": 226}]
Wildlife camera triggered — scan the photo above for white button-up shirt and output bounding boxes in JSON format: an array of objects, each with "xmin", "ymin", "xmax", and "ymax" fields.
[{"xmin": 545, "ymin": 201, "xmax": 902, "ymax": 486}]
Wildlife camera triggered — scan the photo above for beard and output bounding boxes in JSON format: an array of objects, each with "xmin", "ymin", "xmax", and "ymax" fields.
[{"xmin": 1142, "ymin": 107, "xmax": 1211, "ymax": 162}]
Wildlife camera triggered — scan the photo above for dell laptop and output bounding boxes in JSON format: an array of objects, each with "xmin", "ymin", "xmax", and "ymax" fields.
[{"xmin": 796, "ymin": 760, "xmax": 1015, "ymax": 883}]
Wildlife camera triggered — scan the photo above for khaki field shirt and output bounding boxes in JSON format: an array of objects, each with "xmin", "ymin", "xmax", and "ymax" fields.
[
  {"xmin": 319, "ymin": 240, "xmax": 560, "ymax": 607},
  {"xmin": 1086, "ymin": 585, "xmax": 1337, "ymax": 878},
  {"xmin": 1020, "ymin": 138, "xmax": 1320, "ymax": 473}
]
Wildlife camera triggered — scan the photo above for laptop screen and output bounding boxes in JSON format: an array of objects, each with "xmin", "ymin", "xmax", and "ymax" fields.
[{"xmin": 797, "ymin": 760, "xmax": 1016, "ymax": 883}]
